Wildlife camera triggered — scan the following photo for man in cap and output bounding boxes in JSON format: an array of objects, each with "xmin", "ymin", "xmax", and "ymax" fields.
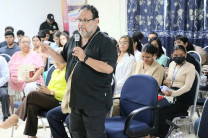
[{"xmin": 39, "ymin": 14, "xmax": 59, "ymax": 42}]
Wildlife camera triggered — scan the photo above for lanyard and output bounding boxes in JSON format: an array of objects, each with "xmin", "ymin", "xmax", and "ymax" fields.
[{"xmin": 171, "ymin": 61, "xmax": 185, "ymax": 87}]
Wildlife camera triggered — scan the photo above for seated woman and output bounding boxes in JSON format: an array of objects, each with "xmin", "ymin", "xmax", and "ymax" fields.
[
  {"xmin": 114, "ymin": 35, "xmax": 136, "ymax": 96},
  {"xmin": 0, "ymin": 58, "xmax": 67, "ymax": 138},
  {"xmin": 9, "ymin": 36, "xmax": 44, "ymax": 113},
  {"xmin": 132, "ymin": 44, "xmax": 164, "ymax": 86},
  {"xmin": 155, "ymin": 45, "xmax": 195, "ymax": 137},
  {"xmin": 132, "ymin": 32, "xmax": 142, "ymax": 62},
  {"xmin": 32, "ymin": 36, "xmax": 48, "ymax": 66},
  {"xmin": 149, "ymin": 37, "xmax": 168, "ymax": 67},
  {"xmin": 112, "ymin": 35, "xmax": 136, "ymax": 116}
]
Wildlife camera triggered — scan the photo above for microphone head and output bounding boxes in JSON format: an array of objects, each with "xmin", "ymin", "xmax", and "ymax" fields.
[{"xmin": 74, "ymin": 34, "xmax": 80, "ymax": 42}]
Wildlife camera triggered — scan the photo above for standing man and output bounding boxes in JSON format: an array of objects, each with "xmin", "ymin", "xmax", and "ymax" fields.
[
  {"xmin": 39, "ymin": 14, "xmax": 59, "ymax": 42},
  {"xmin": 42, "ymin": 5, "xmax": 117, "ymax": 138}
]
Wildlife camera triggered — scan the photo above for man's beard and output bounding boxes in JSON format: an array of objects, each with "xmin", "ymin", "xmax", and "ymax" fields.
[{"xmin": 79, "ymin": 27, "xmax": 94, "ymax": 38}]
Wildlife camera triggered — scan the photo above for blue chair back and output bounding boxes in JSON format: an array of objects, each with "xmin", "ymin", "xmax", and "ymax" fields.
[
  {"xmin": 120, "ymin": 75, "xmax": 158, "ymax": 126},
  {"xmin": 203, "ymin": 46, "xmax": 208, "ymax": 54},
  {"xmin": 197, "ymin": 98, "xmax": 208, "ymax": 138},
  {"xmin": 188, "ymin": 51, "xmax": 202, "ymax": 65},
  {"xmin": 45, "ymin": 65, "xmax": 56, "ymax": 86},
  {"xmin": 0, "ymin": 54, "xmax": 11, "ymax": 62}
]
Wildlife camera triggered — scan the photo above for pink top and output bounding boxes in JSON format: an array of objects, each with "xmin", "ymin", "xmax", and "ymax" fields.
[{"xmin": 9, "ymin": 51, "xmax": 44, "ymax": 91}]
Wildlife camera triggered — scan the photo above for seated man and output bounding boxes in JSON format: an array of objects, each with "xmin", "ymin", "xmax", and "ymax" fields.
[
  {"xmin": 0, "ymin": 56, "xmax": 10, "ymax": 121},
  {"xmin": 46, "ymin": 106, "xmax": 70, "ymax": 138},
  {"xmin": 0, "ymin": 26, "xmax": 15, "ymax": 48},
  {"xmin": 0, "ymin": 31, "xmax": 20, "ymax": 57}
]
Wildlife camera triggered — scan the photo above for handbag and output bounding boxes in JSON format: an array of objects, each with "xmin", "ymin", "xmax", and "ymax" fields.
[{"xmin": 61, "ymin": 62, "xmax": 77, "ymax": 114}]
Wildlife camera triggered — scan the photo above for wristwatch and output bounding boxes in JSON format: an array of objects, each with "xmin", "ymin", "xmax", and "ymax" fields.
[{"xmin": 83, "ymin": 55, "xmax": 89, "ymax": 63}]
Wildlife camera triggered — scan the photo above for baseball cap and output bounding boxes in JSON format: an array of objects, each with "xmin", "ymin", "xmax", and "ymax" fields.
[{"xmin": 47, "ymin": 14, "xmax": 55, "ymax": 22}]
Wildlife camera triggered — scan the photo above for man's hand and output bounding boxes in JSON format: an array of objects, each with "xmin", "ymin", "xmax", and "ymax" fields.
[
  {"xmin": 72, "ymin": 47, "xmax": 86, "ymax": 62},
  {"xmin": 40, "ymin": 43, "xmax": 52, "ymax": 55},
  {"xmin": 49, "ymin": 30, "xmax": 54, "ymax": 34}
]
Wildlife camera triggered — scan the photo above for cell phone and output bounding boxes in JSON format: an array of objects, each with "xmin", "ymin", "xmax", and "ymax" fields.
[{"xmin": 36, "ymin": 83, "xmax": 42, "ymax": 87}]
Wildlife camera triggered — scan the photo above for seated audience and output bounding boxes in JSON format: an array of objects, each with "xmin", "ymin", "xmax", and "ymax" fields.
[
  {"xmin": 0, "ymin": 31, "xmax": 20, "ymax": 56},
  {"xmin": 0, "ymin": 26, "xmax": 15, "ymax": 48},
  {"xmin": 149, "ymin": 37, "xmax": 168, "ymax": 67},
  {"xmin": 112, "ymin": 35, "xmax": 136, "ymax": 116},
  {"xmin": 132, "ymin": 31, "xmax": 142, "ymax": 62},
  {"xmin": 175, "ymin": 35, "xmax": 208, "ymax": 65},
  {"xmin": 166, "ymin": 35, "xmax": 201, "ymax": 75},
  {"xmin": 9, "ymin": 36, "xmax": 44, "ymax": 113},
  {"xmin": 114, "ymin": 35, "xmax": 136, "ymax": 96},
  {"xmin": 44, "ymin": 29, "xmax": 50, "ymax": 41},
  {"xmin": 0, "ymin": 59, "xmax": 67, "ymax": 138},
  {"xmin": 132, "ymin": 44, "xmax": 164, "ymax": 86},
  {"xmin": 53, "ymin": 31, "xmax": 62, "ymax": 49},
  {"xmin": 60, "ymin": 32, "xmax": 69, "ymax": 47},
  {"xmin": 32, "ymin": 36, "xmax": 48, "ymax": 66},
  {"xmin": 155, "ymin": 45, "xmax": 195, "ymax": 137},
  {"xmin": 46, "ymin": 106, "xmax": 70, "ymax": 138},
  {"xmin": 0, "ymin": 56, "xmax": 10, "ymax": 121},
  {"xmin": 148, "ymin": 32, "xmax": 166, "ymax": 55},
  {"xmin": 16, "ymin": 30, "xmax": 25, "ymax": 42}
]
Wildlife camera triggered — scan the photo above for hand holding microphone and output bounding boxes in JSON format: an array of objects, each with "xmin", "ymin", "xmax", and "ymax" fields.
[{"xmin": 74, "ymin": 33, "xmax": 80, "ymax": 47}]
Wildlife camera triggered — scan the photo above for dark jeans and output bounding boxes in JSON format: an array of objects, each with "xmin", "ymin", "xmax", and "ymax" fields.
[
  {"xmin": 70, "ymin": 107, "xmax": 108, "ymax": 138},
  {"xmin": 0, "ymin": 87, "xmax": 10, "ymax": 119},
  {"xmin": 156, "ymin": 101, "xmax": 189, "ymax": 138},
  {"xmin": 46, "ymin": 106, "xmax": 70, "ymax": 138}
]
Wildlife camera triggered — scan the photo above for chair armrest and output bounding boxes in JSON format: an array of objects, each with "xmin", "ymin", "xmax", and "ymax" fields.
[
  {"xmin": 124, "ymin": 105, "xmax": 159, "ymax": 136},
  {"xmin": 113, "ymin": 97, "xmax": 120, "ymax": 100}
]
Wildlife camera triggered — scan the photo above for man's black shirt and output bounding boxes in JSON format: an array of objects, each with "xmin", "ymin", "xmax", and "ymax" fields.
[
  {"xmin": 39, "ymin": 21, "xmax": 59, "ymax": 41},
  {"xmin": 61, "ymin": 28, "xmax": 118, "ymax": 111}
]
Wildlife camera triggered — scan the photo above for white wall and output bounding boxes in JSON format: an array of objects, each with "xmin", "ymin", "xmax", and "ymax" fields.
[
  {"xmin": 0, "ymin": 0, "xmax": 63, "ymax": 42},
  {"xmin": 87, "ymin": 0, "xmax": 127, "ymax": 40}
]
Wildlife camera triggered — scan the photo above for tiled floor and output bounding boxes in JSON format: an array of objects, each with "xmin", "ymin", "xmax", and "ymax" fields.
[{"xmin": 0, "ymin": 107, "xmax": 196, "ymax": 138}]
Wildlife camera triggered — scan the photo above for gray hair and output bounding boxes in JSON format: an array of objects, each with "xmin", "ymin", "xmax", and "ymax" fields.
[{"xmin": 19, "ymin": 36, "xmax": 31, "ymax": 43}]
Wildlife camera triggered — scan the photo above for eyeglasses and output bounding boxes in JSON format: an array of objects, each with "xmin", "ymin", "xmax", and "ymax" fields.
[
  {"xmin": 119, "ymin": 41, "xmax": 129, "ymax": 45},
  {"xmin": 76, "ymin": 18, "xmax": 94, "ymax": 24},
  {"xmin": 21, "ymin": 41, "xmax": 30, "ymax": 45}
]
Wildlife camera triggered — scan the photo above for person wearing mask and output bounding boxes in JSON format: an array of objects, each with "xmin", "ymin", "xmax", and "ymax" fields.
[
  {"xmin": 41, "ymin": 5, "xmax": 117, "ymax": 138},
  {"xmin": 175, "ymin": 35, "xmax": 208, "ymax": 65},
  {"xmin": 153, "ymin": 45, "xmax": 195, "ymax": 137}
]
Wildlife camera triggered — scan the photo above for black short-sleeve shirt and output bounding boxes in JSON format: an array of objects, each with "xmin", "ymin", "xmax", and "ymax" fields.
[{"xmin": 61, "ymin": 28, "xmax": 118, "ymax": 110}]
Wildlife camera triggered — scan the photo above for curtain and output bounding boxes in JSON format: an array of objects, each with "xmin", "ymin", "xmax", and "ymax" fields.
[
  {"xmin": 127, "ymin": 0, "xmax": 164, "ymax": 44},
  {"xmin": 127, "ymin": 0, "xmax": 208, "ymax": 57}
]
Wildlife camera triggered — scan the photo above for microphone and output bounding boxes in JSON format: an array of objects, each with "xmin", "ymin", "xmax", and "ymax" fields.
[{"xmin": 74, "ymin": 33, "xmax": 80, "ymax": 47}]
